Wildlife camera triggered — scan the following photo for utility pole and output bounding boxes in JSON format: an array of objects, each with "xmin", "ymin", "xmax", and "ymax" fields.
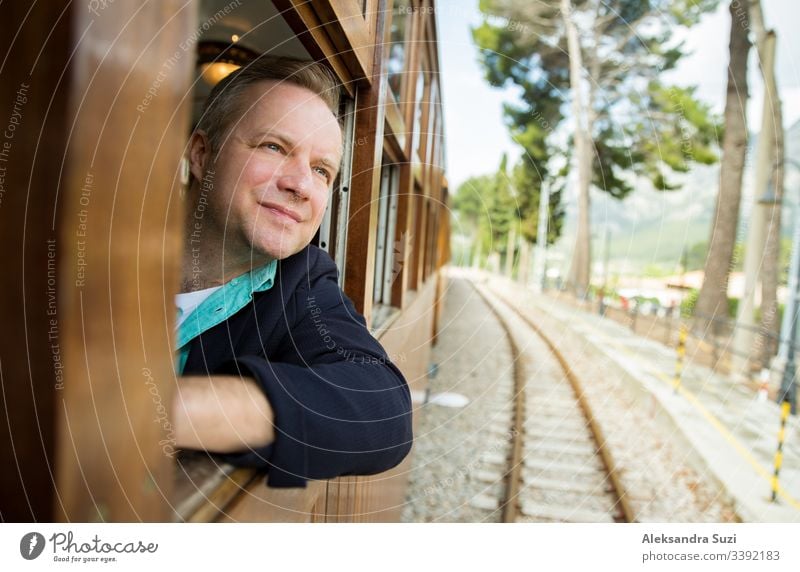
[
  {"xmin": 533, "ymin": 180, "xmax": 551, "ymax": 292},
  {"xmin": 602, "ymin": 226, "xmax": 611, "ymax": 291},
  {"xmin": 779, "ymin": 247, "xmax": 799, "ymax": 413},
  {"xmin": 732, "ymin": 32, "xmax": 777, "ymax": 380},
  {"xmin": 518, "ymin": 239, "xmax": 530, "ymax": 285},
  {"xmin": 772, "ymin": 160, "xmax": 800, "ymax": 413}
]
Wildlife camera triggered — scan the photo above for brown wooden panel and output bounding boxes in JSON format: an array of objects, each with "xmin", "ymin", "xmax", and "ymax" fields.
[
  {"xmin": 343, "ymin": 0, "xmax": 389, "ymax": 320},
  {"xmin": 432, "ymin": 207, "xmax": 450, "ymax": 345},
  {"xmin": 170, "ymin": 453, "xmax": 258, "ymax": 522},
  {"xmin": 384, "ymin": 98, "xmax": 407, "ymax": 159},
  {"xmin": 311, "ymin": 0, "xmax": 377, "ymax": 80},
  {"xmin": 390, "ymin": 163, "xmax": 414, "ymax": 307},
  {"xmin": 423, "ymin": 2, "xmax": 440, "ymax": 75},
  {"xmin": 273, "ymin": 0, "xmax": 359, "ymax": 94},
  {"xmin": 400, "ymin": 1, "xmax": 423, "ymax": 149},
  {"xmin": 325, "ymin": 475, "xmax": 361, "ymax": 522},
  {"xmin": 50, "ymin": 1, "xmax": 196, "ymax": 522},
  {"xmin": 417, "ymin": 76, "xmax": 433, "ymax": 176},
  {"xmin": 0, "ymin": 0, "xmax": 75, "ymax": 522},
  {"xmin": 219, "ymin": 480, "xmax": 327, "ymax": 523},
  {"xmin": 377, "ymin": 274, "xmax": 435, "ymax": 395},
  {"xmin": 347, "ymin": 455, "xmax": 411, "ymax": 521},
  {"xmin": 409, "ymin": 194, "xmax": 427, "ymax": 290}
]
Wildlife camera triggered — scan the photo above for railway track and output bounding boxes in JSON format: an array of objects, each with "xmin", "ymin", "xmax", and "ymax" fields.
[{"xmin": 471, "ymin": 279, "xmax": 634, "ymax": 523}]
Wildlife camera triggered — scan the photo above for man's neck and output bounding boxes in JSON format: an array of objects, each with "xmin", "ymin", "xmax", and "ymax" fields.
[{"xmin": 180, "ymin": 210, "xmax": 272, "ymax": 294}]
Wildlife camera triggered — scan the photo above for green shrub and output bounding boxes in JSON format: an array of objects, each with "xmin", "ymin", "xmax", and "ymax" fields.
[{"xmin": 727, "ymin": 297, "xmax": 739, "ymax": 319}]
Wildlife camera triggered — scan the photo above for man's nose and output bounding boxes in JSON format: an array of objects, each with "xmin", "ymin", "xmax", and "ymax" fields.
[{"xmin": 275, "ymin": 157, "xmax": 313, "ymax": 199}]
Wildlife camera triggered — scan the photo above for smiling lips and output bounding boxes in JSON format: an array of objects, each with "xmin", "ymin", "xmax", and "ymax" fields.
[{"xmin": 259, "ymin": 202, "xmax": 302, "ymax": 223}]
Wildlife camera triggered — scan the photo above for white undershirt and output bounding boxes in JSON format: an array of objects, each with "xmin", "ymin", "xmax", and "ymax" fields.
[{"xmin": 175, "ymin": 285, "xmax": 223, "ymax": 329}]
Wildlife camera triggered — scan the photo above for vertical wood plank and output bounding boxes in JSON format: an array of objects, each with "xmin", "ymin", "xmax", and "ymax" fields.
[
  {"xmin": 52, "ymin": 1, "xmax": 196, "ymax": 522},
  {"xmin": 0, "ymin": 0, "xmax": 75, "ymax": 522},
  {"xmin": 390, "ymin": 164, "xmax": 414, "ymax": 307},
  {"xmin": 272, "ymin": 0, "xmax": 357, "ymax": 96},
  {"xmin": 343, "ymin": 0, "xmax": 389, "ymax": 320},
  {"xmin": 410, "ymin": 193, "xmax": 427, "ymax": 290}
]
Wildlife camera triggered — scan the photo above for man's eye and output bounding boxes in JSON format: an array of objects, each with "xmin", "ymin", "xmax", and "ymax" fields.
[
  {"xmin": 261, "ymin": 142, "xmax": 283, "ymax": 153},
  {"xmin": 313, "ymin": 166, "xmax": 331, "ymax": 182}
]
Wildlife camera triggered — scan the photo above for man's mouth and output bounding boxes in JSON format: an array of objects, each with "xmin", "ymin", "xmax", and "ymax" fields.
[{"xmin": 259, "ymin": 202, "xmax": 302, "ymax": 223}]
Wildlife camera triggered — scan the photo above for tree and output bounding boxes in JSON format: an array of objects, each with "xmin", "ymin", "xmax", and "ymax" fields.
[
  {"xmin": 512, "ymin": 159, "xmax": 564, "ymax": 245},
  {"xmin": 694, "ymin": 0, "xmax": 751, "ymax": 331},
  {"xmin": 451, "ymin": 173, "xmax": 495, "ymax": 263},
  {"xmin": 451, "ymin": 156, "xmax": 519, "ymax": 266},
  {"xmin": 452, "ymin": 148, "xmax": 568, "ymax": 272},
  {"xmin": 473, "ymin": 0, "xmax": 720, "ymax": 295}
]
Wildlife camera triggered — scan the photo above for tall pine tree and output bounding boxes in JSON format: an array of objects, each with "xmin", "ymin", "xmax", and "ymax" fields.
[{"xmin": 473, "ymin": 0, "xmax": 720, "ymax": 294}]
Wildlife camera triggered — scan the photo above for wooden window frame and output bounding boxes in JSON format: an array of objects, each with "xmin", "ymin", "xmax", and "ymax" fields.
[
  {"xmin": 273, "ymin": 0, "xmax": 381, "ymax": 93},
  {"xmin": 389, "ymin": 161, "xmax": 414, "ymax": 305},
  {"xmin": 317, "ymin": 97, "xmax": 357, "ymax": 287},
  {"xmin": 400, "ymin": 2, "xmax": 423, "ymax": 154},
  {"xmin": 384, "ymin": 0, "xmax": 412, "ymax": 111},
  {"xmin": 409, "ymin": 191, "xmax": 426, "ymax": 290},
  {"xmin": 342, "ymin": 0, "xmax": 390, "ymax": 323}
]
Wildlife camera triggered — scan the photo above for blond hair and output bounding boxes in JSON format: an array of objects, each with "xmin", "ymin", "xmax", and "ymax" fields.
[{"xmin": 196, "ymin": 56, "xmax": 341, "ymax": 154}]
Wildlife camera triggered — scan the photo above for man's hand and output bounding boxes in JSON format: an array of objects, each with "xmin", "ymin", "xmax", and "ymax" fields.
[{"xmin": 173, "ymin": 375, "xmax": 275, "ymax": 453}]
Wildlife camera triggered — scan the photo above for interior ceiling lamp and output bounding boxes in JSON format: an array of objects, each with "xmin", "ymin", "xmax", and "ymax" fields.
[{"xmin": 197, "ymin": 40, "xmax": 258, "ymax": 86}]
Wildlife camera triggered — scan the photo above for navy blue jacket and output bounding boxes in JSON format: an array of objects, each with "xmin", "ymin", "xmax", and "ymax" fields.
[{"xmin": 183, "ymin": 245, "xmax": 413, "ymax": 487}]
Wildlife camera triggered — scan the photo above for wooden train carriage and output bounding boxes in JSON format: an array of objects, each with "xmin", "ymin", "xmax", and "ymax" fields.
[{"xmin": 0, "ymin": 0, "xmax": 449, "ymax": 522}]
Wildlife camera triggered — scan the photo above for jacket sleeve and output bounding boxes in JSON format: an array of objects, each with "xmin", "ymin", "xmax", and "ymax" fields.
[{"xmin": 217, "ymin": 255, "xmax": 413, "ymax": 487}]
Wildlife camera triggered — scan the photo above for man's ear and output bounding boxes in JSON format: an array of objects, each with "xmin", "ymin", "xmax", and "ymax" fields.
[{"xmin": 188, "ymin": 130, "xmax": 211, "ymax": 181}]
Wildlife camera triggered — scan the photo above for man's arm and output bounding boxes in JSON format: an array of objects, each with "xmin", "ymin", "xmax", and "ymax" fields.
[
  {"xmin": 173, "ymin": 375, "xmax": 275, "ymax": 452},
  {"xmin": 177, "ymin": 249, "xmax": 413, "ymax": 487},
  {"xmin": 214, "ymin": 253, "xmax": 412, "ymax": 487}
]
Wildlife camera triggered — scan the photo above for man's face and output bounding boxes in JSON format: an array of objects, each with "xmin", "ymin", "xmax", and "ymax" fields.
[{"xmin": 194, "ymin": 80, "xmax": 343, "ymax": 262}]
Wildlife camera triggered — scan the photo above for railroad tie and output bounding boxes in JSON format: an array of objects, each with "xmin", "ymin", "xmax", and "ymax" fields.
[{"xmin": 519, "ymin": 501, "xmax": 616, "ymax": 523}]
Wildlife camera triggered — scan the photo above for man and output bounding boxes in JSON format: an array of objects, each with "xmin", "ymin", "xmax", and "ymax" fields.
[{"xmin": 172, "ymin": 57, "xmax": 412, "ymax": 487}]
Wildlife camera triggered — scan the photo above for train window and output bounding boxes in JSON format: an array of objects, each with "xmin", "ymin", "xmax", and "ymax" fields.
[
  {"xmin": 410, "ymin": 64, "xmax": 427, "ymax": 164},
  {"xmin": 317, "ymin": 97, "xmax": 356, "ymax": 286},
  {"xmin": 387, "ymin": 0, "xmax": 412, "ymax": 103},
  {"xmin": 423, "ymin": 199, "xmax": 437, "ymax": 280},
  {"xmin": 425, "ymin": 80, "xmax": 439, "ymax": 168},
  {"xmin": 191, "ymin": 0, "xmax": 311, "ymax": 124},
  {"xmin": 372, "ymin": 161, "xmax": 400, "ymax": 326},
  {"xmin": 189, "ymin": 1, "xmax": 355, "ymax": 283}
]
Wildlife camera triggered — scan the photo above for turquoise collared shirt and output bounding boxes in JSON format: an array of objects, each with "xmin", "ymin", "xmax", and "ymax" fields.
[{"xmin": 176, "ymin": 260, "xmax": 278, "ymax": 374}]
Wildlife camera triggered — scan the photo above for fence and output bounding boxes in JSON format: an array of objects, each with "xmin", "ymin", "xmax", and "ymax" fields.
[{"xmin": 546, "ymin": 289, "xmax": 797, "ymax": 383}]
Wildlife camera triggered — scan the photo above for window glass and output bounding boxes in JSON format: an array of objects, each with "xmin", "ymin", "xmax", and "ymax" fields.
[
  {"xmin": 316, "ymin": 98, "xmax": 356, "ymax": 285},
  {"xmin": 410, "ymin": 68, "xmax": 426, "ymax": 161},
  {"xmin": 387, "ymin": 0, "xmax": 412, "ymax": 101},
  {"xmin": 425, "ymin": 81, "xmax": 438, "ymax": 166},
  {"xmin": 373, "ymin": 162, "xmax": 399, "ymax": 307}
]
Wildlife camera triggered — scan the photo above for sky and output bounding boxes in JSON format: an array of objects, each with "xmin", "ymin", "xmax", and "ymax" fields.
[{"xmin": 437, "ymin": 0, "xmax": 800, "ymax": 191}]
